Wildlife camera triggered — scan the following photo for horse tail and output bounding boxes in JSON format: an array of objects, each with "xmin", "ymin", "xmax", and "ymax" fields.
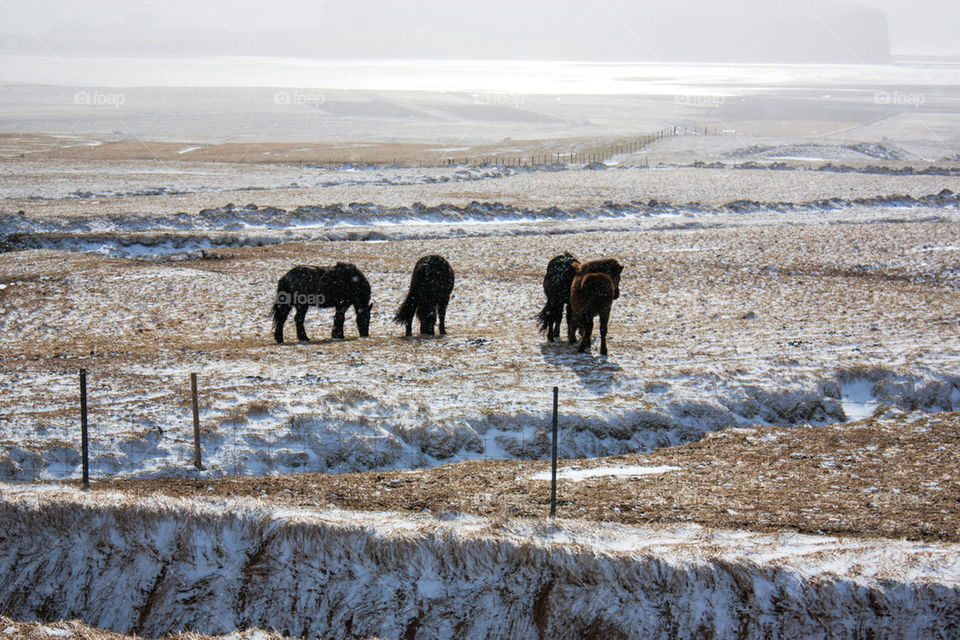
[
  {"xmin": 271, "ymin": 299, "xmax": 291, "ymax": 342},
  {"xmin": 537, "ymin": 302, "xmax": 554, "ymax": 333},
  {"xmin": 272, "ymin": 274, "xmax": 292, "ymax": 342},
  {"xmin": 394, "ymin": 289, "xmax": 418, "ymax": 326},
  {"xmin": 272, "ymin": 302, "xmax": 284, "ymax": 330}
]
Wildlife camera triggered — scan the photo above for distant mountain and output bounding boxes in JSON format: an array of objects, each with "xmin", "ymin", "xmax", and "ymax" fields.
[{"xmin": 0, "ymin": 0, "xmax": 889, "ymax": 64}]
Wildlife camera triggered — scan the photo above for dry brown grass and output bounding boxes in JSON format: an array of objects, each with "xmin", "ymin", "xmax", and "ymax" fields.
[
  {"xmin": 12, "ymin": 135, "xmax": 642, "ymax": 166},
  {"xmin": 0, "ymin": 616, "xmax": 303, "ymax": 640},
  {"xmin": 90, "ymin": 410, "xmax": 960, "ymax": 543}
]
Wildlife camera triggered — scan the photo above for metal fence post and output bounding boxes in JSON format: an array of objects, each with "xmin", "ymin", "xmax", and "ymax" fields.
[
  {"xmin": 80, "ymin": 369, "xmax": 89, "ymax": 489},
  {"xmin": 550, "ymin": 386, "xmax": 559, "ymax": 518},
  {"xmin": 191, "ymin": 373, "xmax": 202, "ymax": 470}
]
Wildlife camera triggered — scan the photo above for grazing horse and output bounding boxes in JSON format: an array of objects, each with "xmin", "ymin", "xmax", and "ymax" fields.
[
  {"xmin": 394, "ymin": 255, "xmax": 455, "ymax": 336},
  {"xmin": 537, "ymin": 252, "xmax": 580, "ymax": 343},
  {"xmin": 569, "ymin": 258, "xmax": 623, "ymax": 355},
  {"xmin": 272, "ymin": 262, "xmax": 372, "ymax": 343}
]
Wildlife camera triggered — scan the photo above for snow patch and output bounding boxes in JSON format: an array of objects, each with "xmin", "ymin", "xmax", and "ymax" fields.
[
  {"xmin": 840, "ymin": 378, "xmax": 880, "ymax": 421},
  {"xmin": 530, "ymin": 465, "xmax": 680, "ymax": 482}
]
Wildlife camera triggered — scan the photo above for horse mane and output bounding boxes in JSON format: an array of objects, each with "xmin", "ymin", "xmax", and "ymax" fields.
[
  {"xmin": 573, "ymin": 271, "xmax": 614, "ymax": 295},
  {"xmin": 329, "ymin": 262, "xmax": 371, "ymax": 304},
  {"xmin": 578, "ymin": 258, "xmax": 622, "ymax": 275}
]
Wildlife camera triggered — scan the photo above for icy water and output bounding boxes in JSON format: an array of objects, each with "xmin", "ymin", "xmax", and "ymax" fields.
[{"xmin": 3, "ymin": 54, "xmax": 960, "ymax": 94}]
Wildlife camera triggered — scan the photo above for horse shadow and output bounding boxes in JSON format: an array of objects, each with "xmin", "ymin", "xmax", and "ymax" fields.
[
  {"xmin": 539, "ymin": 343, "xmax": 622, "ymax": 395},
  {"xmin": 273, "ymin": 335, "xmax": 367, "ymax": 348}
]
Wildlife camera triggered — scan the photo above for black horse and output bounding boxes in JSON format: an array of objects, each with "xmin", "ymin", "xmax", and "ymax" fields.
[
  {"xmin": 394, "ymin": 255, "xmax": 455, "ymax": 336},
  {"xmin": 272, "ymin": 263, "xmax": 372, "ymax": 343},
  {"xmin": 537, "ymin": 252, "xmax": 580, "ymax": 343}
]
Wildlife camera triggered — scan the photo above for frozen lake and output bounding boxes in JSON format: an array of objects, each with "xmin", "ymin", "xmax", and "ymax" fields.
[{"xmin": 3, "ymin": 54, "xmax": 960, "ymax": 94}]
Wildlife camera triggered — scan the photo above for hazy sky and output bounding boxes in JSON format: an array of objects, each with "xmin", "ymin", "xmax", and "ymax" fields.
[{"xmin": 1, "ymin": 0, "xmax": 958, "ymax": 56}]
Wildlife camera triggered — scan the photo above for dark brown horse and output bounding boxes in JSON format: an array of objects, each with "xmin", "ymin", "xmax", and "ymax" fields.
[
  {"xmin": 394, "ymin": 255, "xmax": 455, "ymax": 336},
  {"xmin": 569, "ymin": 259, "xmax": 623, "ymax": 355},
  {"xmin": 272, "ymin": 263, "xmax": 372, "ymax": 343},
  {"xmin": 537, "ymin": 252, "xmax": 580, "ymax": 343}
]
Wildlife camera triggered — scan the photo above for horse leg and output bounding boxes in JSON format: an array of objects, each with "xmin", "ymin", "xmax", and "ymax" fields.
[
  {"xmin": 599, "ymin": 306, "xmax": 610, "ymax": 356},
  {"xmin": 578, "ymin": 315, "xmax": 593, "ymax": 353},
  {"xmin": 438, "ymin": 300, "xmax": 448, "ymax": 335},
  {"xmin": 332, "ymin": 304, "xmax": 347, "ymax": 340},
  {"xmin": 548, "ymin": 304, "xmax": 560, "ymax": 342},
  {"xmin": 294, "ymin": 304, "xmax": 309, "ymax": 342},
  {"xmin": 566, "ymin": 302, "xmax": 577, "ymax": 344},
  {"xmin": 273, "ymin": 304, "xmax": 291, "ymax": 344}
]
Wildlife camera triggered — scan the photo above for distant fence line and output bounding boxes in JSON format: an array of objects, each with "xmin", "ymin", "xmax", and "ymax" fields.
[
  {"xmin": 442, "ymin": 126, "xmax": 727, "ymax": 168},
  {"xmin": 290, "ymin": 125, "xmax": 731, "ymax": 170}
]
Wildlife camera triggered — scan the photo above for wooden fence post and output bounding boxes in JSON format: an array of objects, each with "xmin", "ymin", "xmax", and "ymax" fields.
[
  {"xmin": 79, "ymin": 369, "xmax": 89, "ymax": 489},
  {"xmin": 191, "ymin": 373, "xmax": 203, "ymax": 470},
  {"xmin": 550, "ymin": 386, "xmax": 559, "ymax": 518}
]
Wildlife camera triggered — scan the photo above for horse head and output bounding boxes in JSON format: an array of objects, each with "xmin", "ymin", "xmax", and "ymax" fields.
[{"xmin": 610, "ymin": 262, "xmax": 623, "ymax": 299}]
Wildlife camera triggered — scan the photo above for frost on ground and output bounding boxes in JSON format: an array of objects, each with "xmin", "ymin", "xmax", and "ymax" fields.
[
  {"xmin": 0, "ymin": 192, "xmax": 959, "ymax": 481},
  {"xmin": 1, "ymin": 486, "xmax": 959, "ymax": 640}
]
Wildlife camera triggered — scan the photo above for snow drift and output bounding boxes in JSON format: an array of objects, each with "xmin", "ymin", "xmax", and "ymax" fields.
[
  {"xmin": 1, "ymin": 487, "xmax": 958, "ymax": 639},
  {"xmin": 1, "ymin": 366, "xmax": 956, "ymax": 482},
  {"xmin": 3, "ymin": 190, "xmax": 959, "ymax": 259}
]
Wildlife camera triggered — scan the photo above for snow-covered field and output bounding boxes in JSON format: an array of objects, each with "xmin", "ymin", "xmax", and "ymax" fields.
[
  {"xmin": 2, "ymin": 153, "xmax": 960, "ymax": 481},
  {"xmin": 2, "ymin": 119, "xmax": 960, "ymax": 636}
]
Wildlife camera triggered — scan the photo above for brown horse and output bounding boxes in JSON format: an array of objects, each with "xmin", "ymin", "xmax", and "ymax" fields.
[{"xmin": 569, "ymin": 259, "xmax": 623, "ymax": 355}]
